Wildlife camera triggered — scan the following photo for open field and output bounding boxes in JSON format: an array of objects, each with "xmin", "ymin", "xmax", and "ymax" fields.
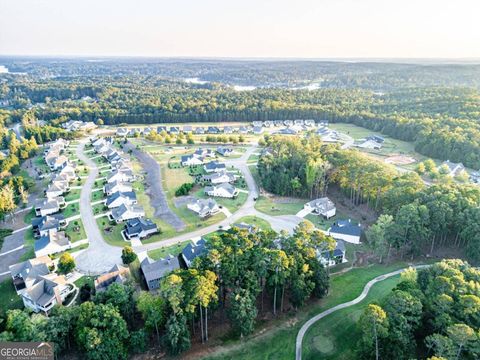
[
  {"xmin": 147, "ymin": 240, "xmax": 191, "ymax": 260},
  {"xmin": 255, "ymin": 195, "xmax": 304, "ymax": 216},
  {"xmin": 194, "ymin": 188, "xmax": 248, "ymax": 213}
]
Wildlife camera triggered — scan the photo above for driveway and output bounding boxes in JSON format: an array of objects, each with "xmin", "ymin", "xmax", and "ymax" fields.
[
  {"xmin": 0, "ymin": 230, "xmax": 28, "ymax": 281},
  {"xmin": 123, "ymin": 141, "xmax": 186, "ymax": 231},
  {"xmin": 74, "ymin": 141, "xmax": 122, "ymax": 275}
]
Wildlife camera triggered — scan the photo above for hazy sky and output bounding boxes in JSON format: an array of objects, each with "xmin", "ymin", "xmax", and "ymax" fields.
[{"xmin": 1, "ymin": 0, "xmax": 479, "ymax": 58}]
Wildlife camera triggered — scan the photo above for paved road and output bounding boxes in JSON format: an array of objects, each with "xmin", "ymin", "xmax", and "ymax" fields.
[
  {"xmin": 123, "ymin": 141, "xmax": 186, "ymax": 231},
  {"xmin": 135, "ymin": 146, "xmax": 303, "ymax": 253},
  {"xmin": 295, "ymin": 265, "xmax": 430, "ymax": 360},
  {"xmin": 0, "ymin": 230, "xmax": 28, "ymax": 281},
  {"xmin": 74, "ymin": 141, "xmax": 122, "ymax": 274}
]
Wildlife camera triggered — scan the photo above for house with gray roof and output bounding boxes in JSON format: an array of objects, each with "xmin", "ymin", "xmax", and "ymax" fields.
[
  {"xmin": 187, "ymin": 198, "xmax": 220, "ymax": 218},
  {"xmin": 194, "ymin": 127, "xmax": 205, "ymax": 134},
  {"xmin": 181, "ymin": 239, "xmax": 207, "ymax": 268},
  {"xmin": 105, "ymin": 191, "xmax": 137, "ymax": 209},
  {"xmin": 34, "ymin": 197, "xmax": 66, "ymax": 217},
  {"xmin": 441, "ymin": 160, "xmax": 466, "ymax": 177},
  {"xmin": 34, "ymin": 229, "xmax": 71, "ymax": 257},
  {"xmin": 94, "ymin": 264, "xmax": 131, "ymax": 293},
  {"xmin": 204, "ymin": 161, "xmax": 226, "ymax": 173},
  {"xmin": 32, "ymin": 214, "xmax": 66, "ymax": 238},
  {"xmin": 141, "ymin": 255, "xmax": 180, "ymax": 291},
  {"xmin": 328, "ymin": 219, "xmax": 362, "ymax": 244},
  {"xmin": 318, "ymin": 240, "xmax": 347, "ymax": 267},
  {"xmin": 205, "ymin": 183, "xmax": 238, "ymax": 198},
  {"xmin": 104, "ymin": 180, "xmax": 133, "ymax": 196},
  {"xmin": 216, "ymin": 146, "xmax": 233, "ymax": 157},
  {"xmin": 123, "ymin": 217, "xmax": 159, "ymax": 240},
  {"xmin": 110, "ymin": 204, "xmax": 145, "ymax": 223},
  {"xmin": 202, "ymin": 170, "xmax": 235, "ymax": 184},
  {"xmin": 304, "ymin": 197, "xmax": 336, "ymax": 219}
]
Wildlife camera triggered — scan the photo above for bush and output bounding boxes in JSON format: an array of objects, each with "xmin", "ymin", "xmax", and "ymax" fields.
[
  {"xmin": 175, "ymin": 183, "xmax": 194, "ymax": 197},
  {"xmin": 122, "ymin": 246, "xmax": 137, "ymax": 265},
  {"xmin": 58, "ymin": 253, "xmax": 75, "ymax": 274}
]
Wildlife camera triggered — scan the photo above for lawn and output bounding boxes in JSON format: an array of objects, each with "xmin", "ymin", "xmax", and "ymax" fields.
[
  {"xmin": 302, "ymin": 276, "xmax": 400, "ymax": 360},
  {"xmin": 33, "ymin": 155, "xmax": 50, "ymax": 174},
  {"xmin": 72, "ymin": 177, "xmax": 87, "ymax": 187},
  {"xmin": 64, "ymin": 189, "xmax": 81, "ymax": 202},
  {"xmin": 65, "ymin": 219, "xmax": 87, "ymax": 242},
  {"xmin": 0, "ymin": 228, "xmax": 13, "ymax": 250},
  {"xmin": 92, "ymin": 203, "xmax": 107, "ymax": 215},
  {"xmin": 235, "ymin": 216, "xmax": 272, "ymax": 231},
  {"xmin": 74, "ymin": 275, "xmax": 95, "ymax": 289},
  {"xmin": 61, "ymin": 203, "xmax": 80, "ymax": 218},
  {"xmin": 147, "ymin": 240, "xmax": 191, "ymax": 260},
  {"xmin": 254, "ymin": 195, "xmax": 305, "ymax": 216},
  {"xmin": 91, "ymin": 189, "xmax": 106, "ymax": 201},
  {"xmin": 247, "ymin": 153, "xmax": 260, "ymax": 163},
  {"xmin": 20, "ymin": 229, "xmax": 35, "ymax": 261},
  {"xmin": 51, "ymin": 243, "xmax": 89, "ymax": 259},
  {"xmin": 202, "ymin": 262, "xmax": 416, "ymax": 360},
  {"xmin": 96, "ymin": 217, "xmax": 127, "ymax": 247},
  {"xmin": 0, "ymin": 279, "xmax": 23, "ymax": 317},
  {"xmin": 92, "ymin": 156, "xmax": 109, "ymax": 166},
  {"xmin": 305, "ymin": 209, "xmax": 354, "ymax": 231}
]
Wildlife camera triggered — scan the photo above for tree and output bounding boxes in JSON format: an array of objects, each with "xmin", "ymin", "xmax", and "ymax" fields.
[
  {"xmin": 227, "ymin": 288, "xmax": 257, "ymax": 338},
  {"xmin": 163, "ymin": 314, "xmax": 191, "ymax": 355},
  {"xmin": 359, "ymin": 304, "xmax": 389, "ymax": 360},
  {"xmin": 366, "ymin": 214, "xmax": 393, "ymax": 263},
  {"xmin": 424, "ymin": 159, "xmax": 437, "ymax": 172},
  {"xmin": 58, "ymin": 253, "xmax": 75, "ymax": 274},
  {"xmin": 121, "ymin": 246, "xmax": 137, "ymax": 265},
  {"xmin": 447, "ymin": 324, "xmax": 477, "ymax": 360},
  {"xmin": 416, "ymin": 162, "xmax": 426, "ymax": 174},
  {"xmin": 129, "ymin": 329, "xmax": 147, "ymax": 354},
  {"xmin": 136, "ymin": 291, "xmax": 166, "ymax": 343},
  {"xmin": 75, "ymin": 302, "xmax": 129, "ymax": 360},
  {"xmin": 44, "ymin": 306, "xmax": 77, "ymax": 354},
  {"xmin": 94, "ymin": 283, "xmax": 135, "ymax": 326}
]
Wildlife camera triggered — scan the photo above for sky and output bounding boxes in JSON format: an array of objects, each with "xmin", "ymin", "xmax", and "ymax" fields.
[{"xmin": 1, "ymin": 0, "xmax": 479, "ymax": 59}]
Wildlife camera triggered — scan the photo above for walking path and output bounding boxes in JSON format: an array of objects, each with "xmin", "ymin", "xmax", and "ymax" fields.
[
  {"xmin": 74, "ymin": 141, "xmax": 122, "ymax": 274},
  {"xmin": 295, "ymin": 265, "xmax": 430, "ymax": 360}
]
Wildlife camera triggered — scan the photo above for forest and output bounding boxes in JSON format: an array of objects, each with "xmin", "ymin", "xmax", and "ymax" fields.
[
  {"xmin": 1, "ymin": 62, "xmax": 480, "ymax": 167},
  {"xmin": 258, "ymin": 136, "xmax": 480, "ymax": 263},
  {"xmin": 358, "ymin": 260, "xmax": 479, "ymax": 360},
  {"xmin": 0, "ymin": 224, "xmax": 332, "ymax": 359}
]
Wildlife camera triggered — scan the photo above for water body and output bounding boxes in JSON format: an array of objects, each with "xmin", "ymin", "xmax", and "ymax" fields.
[{"xmin": 184, "ymin": 77, "xmax": 209, "ymax": 85}]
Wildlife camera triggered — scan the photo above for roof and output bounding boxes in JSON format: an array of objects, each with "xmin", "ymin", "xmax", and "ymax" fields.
[
  {"xmin": 306, "ymin": 197, "xmax": 335, "ymax": 213},
  {"xmin": 32, "ymin": 215, "xmax": 65, "ymax": 232},
  {"xmin": 141, "ymin": 255, "xmax": 180, "ymax": 283},
  {"xmin": 207, "ymin": 182, "xmax": 237, "ymax": 195},
  {"xmin": 104, "ymin": 181, "xmax": 132, "ymax": 194},
  {"xmin": 106, "ymin": 191, "xmax": 137, "ymax": 207},
  {"xmin": 182, "ymin": 239, "xmax": 207, "ymax": 263},
  {"xmin": 125, "ymin": 217, "xmax": 158, "ymax": 236},
  {"xmin": 204, "ymin": 161, "xmax": 226, "ymax": 171},
  {"xmin": 95, "ymin": 264, "xmax": 130, "ymax": 291},
  {"xmin": 329, "ymin": 220, "xmax": 361, "ymax": 237}
]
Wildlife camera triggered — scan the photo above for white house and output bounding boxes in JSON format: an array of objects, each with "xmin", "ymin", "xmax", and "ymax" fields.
[
  {"xmin": 107, "ymin": 169, "xmax": 135, "ymax": 183},
  {"xmin": 105, "ymin": 191, "xmax": 137, "ymax": 209},
  {"xmin": 441, "ymin": 160, "xmax": 466, "ymax": 177},
  {"xmin": 181, "ymin": 154, "xmax": 204, "ymax": 166},
  {"xmin": 34, "ymin": 229, "xmax": 72, "ymax": 257},
  {"xmin": 181, "ymin": 238, "xmax": 207, "ymax": 268},
  {"xmin": 104, "ymin": 181, "xmax": 133, "ymax": 196},
  {"xmin": 123, "ymin": 217, "xmax": 159, "ymax": 240},
  {"xmin": 205, "ymin": 183, "xmax": 238, "ymax": 198},
  {"xmin": 110, "ymin": 204, "xmax": 145, "ymax": 223},
  {"xmin": 317, "ymin": 240, "xmax": 347, "ymax": 267},
  {"xmin": 327, "ymin": 219, "xmax": 362, "ymax": 244},
  {"xmin": 202, "ymin": 170, "xmax": 235, "ymax": 185},
  {"xmin": 204, "ymin": 161, "xmax": 226, "ymax": 173},
  {"xmin": 45, "ymin": 181, "xmax": 69, "ymax": 199},
  {"xmin": 187, "ymin": 198, "xmax": 220, "ymax": 218},
  {"xmin": 216, "ymin": 146, "xmax": 234, "ymax": 157},
  {"xmin": 304, "ymin": 197, "xmax": 336, "ymax": 219},
  {"xmin": 34, "ymin": 197, "xmax": 66, "ymax": 217}
]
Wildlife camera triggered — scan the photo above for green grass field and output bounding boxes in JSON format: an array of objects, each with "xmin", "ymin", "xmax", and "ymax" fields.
[
  {"xmin": 202, "ymin": 262, "xmax": 414, "ymax": 360},
  {"xmin": 64, "ymin": 189, "xmax": 81, "ymax": 202},
  {"xmin": 96, "ymin": 217, "xmax": 127, "ymax": 247},
  {"xmin": 147, "ymin": 240, "xmax": 191, "ymax": 260},
  {"xmin": 74, "ymin": 275, "xmax": 95, "ymax": 289},
  {"xmin": 302, "ymin": 276, "xmax": 400, "ymax": 360},
  {"xmin": 92, "ymin": 203, "xmax": 107, "ymax": 215},
  {"xmin": 91, "ymin": 189, "xmax": 106, "ymax": 201},
  {"xmin": 254, "ymin": 195, "xmax": 305, "ymax": 216},
  {"xmin": 61, "ymin": 203, "xmax": 80, "ymax": 218},
  {"xmin": 0, "ymin": 279, "xmax": 23, "ymax": 318},
  {"xmin": 20, "ymin": 229, "xmax": 35, "ymax": 261},
  {"xmin": 194, "ymin": 188, "xmax": 248, "ymax": 213}
]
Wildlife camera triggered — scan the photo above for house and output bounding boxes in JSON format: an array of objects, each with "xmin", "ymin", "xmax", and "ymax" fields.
[
  {"xmin": 182, "ymin": 125, "xmax": 193, "ymax": 133},
  {"xmin": 194, "ymin": 127, "xmax": 205, "ymax": 135},
  {"xmin": 252, "ymin": 121, "xmax": 263, "ymax": 127},
  {"xmin": 187, "ymin": 198, "xmax": 220, "ymax": 218},
  {"xmin": 284, "ymin": 120, "xmax": 294, "ymax": 126},
  {"xmin": 110, "ymin": 204, "xmax": 145, "ymax": 223},
  {"xmin": 34, "ymin": 229, "xmax": 71, "ymax": 257},
  {"xmin": 328, "ymin": 219, "xmax": 362, "ymax": 244},
  {"xmin": 253, "ymin": 126, "xmax": 264, "ymax": 135},
  {"xmin": 273, "ymin": 120, "xmax": 284, "ymax": 127},
  {"xmin": 34, "ymin": 197, "xmax": 65, "ymax": 217},
  {"xmin": 202, "ymin": 170, "xmax": 235, "ymax": 184},
  {"xmin": 32, "ymin": 214, "xmax": 66, "ymax": 238},
  {"xmin": 105, "ymin": 191, "xmax": 137, "ymax": 209},
  {"xmin": 107, "ymin": 169, "xmax": 135, "ymax": 183},
  {"xmin": 104, "ymin": 180, "xmax": 133, "ymax": 196},
  {"xmin": 46, "ymin": 139, "xmax": 69, "ymax": 153},
  {"xmin": 169, "ymin": 127, "xmax": 180, "ymax": 134},
  {"xmin": 58, "ymin": 164, "xmax": 77, "ymax": 182},
  {"xmin": 207, "ymin": 126, "xmax": 221, "ymax": 134},
  {"xmin": 318, "ymin": 240, "xmax": 346, "ymax": 267},
  {"xmin": 275, "ymin": 128, "xmax": 297, "ymax": 135},
  {"xmin": 46, "ymin": 154, "xmax": 69, "ymax": 171},
  {"xmin": 223, "ymin": 126, "xmax": 234, "ymax": 134},
  {"xmin": 263, "ymin": 121, "xmax": 274, "ymax": 128},
  {"xmin": 366, "ymin": 135, "xmax": 385, "ymax": 144},
  {"xmin": 62, "ymin": 120, "xmax": 83, "ymax": 131},
  {"xmin": 194, "ymin": 148, "xmax": 215, "ymax": 158},
  {"xmin": 141, "ymin": 255, "xmax": 180, "ymax": 291},
  {"xmin": 205, "ymin": 183, "xmax": 238, "ymax": 198},
  {"xmin": 181, "ymin": 154, "xmax": 204, "ymax": 166},
  {"xmin": 143, "ymin": 127, "xmax": 153, "ymax": 135},
  {"xmin": 234, "ymin": 222, "xmax": 258, "ymax": 234},
  {"xmin": 181, "ymin": 238, "xmax": 207, "ymax": 268},
  {"xmin": 9, "ymin": 257, "xmax": 72, "ymax": 314},
  {"xmin": 204, "ymin": 161, "xmax": 226, "ymax": 173},
  {"xmin": 238, "ymin": 126, "xmax": 250, "ymax": 134},
  {"xmin": 45, "ymin": 181, "xmax": 69, "ymax": 199},
  {"xmin": 94, "ymin": 264, "xmax": 131, "ymax": 293},
  {"xmin": 441, "ymin": 160, "xmax": 466, "ymax": 177},
  {"xmin": 216, "ymin": 146, "xmax": 233, "ymax": 157},
  {"xmin": 317, "ymin": 126, "xmax": 330, "ymax": 136},
  {"xmin": 123, "ymin": 217, "xmax": 159, "ymax": 240},
  {"xmin": 116, "ymin": 128, "xmax": 128, "ymax": 137},
  {"xmin": 79, "ymin": 121, "xmax": 97, "ymax": 132},
  {"xmin": 470, "ymin": 171, "xmax": 480, "ymax": 184},
  {"xmin": 157, "ymin": 126, "xmax": 167, "ymax": 134},
  {"xmin": 305, "ymin": 119, "xmax": 316, "ymax": 127},
  {"xmin": 304, "ymin": 197, "xmax": 336, "ymax": 219}
]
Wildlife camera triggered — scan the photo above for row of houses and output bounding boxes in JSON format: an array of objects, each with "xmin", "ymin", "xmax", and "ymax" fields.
[
  {"xmin": 92, "ymin": 137, "xmax": 159, "ymax": 241},
  {"xmin": 34, "ymin": 139, "xmax": 85, "ymax": 257},
  {"xmin": 117, "ymin": 125, "xmax": 261, "ymax": 137},
  {"xmin": 62, "ymin": 120, "xmax": 97, "ymax": 132},
  {"xmin": 252, "ymin": 119, "xmax": 322, "ymax": 128}
]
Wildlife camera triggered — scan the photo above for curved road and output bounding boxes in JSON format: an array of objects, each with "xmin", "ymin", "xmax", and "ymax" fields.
[
  {"xmin": 134, "ymin": 146, "xmax": 303, "ymax": 253},
  {"xmin": 295, "ymin": 265, "xmax": 430, "ymax": 360},
  {"xmin": 74, "ymin": 141, "xmax": 122, "ymax": 274}
]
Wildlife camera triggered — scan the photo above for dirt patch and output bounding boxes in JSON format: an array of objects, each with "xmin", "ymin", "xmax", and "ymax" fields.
[
  {"xmin": 385, "ymin": 154, "xmax": 416, "ymax": 165},
  {"xmin": 174, "ymin": 195, "xmax": 196, "ymax": 208}
]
